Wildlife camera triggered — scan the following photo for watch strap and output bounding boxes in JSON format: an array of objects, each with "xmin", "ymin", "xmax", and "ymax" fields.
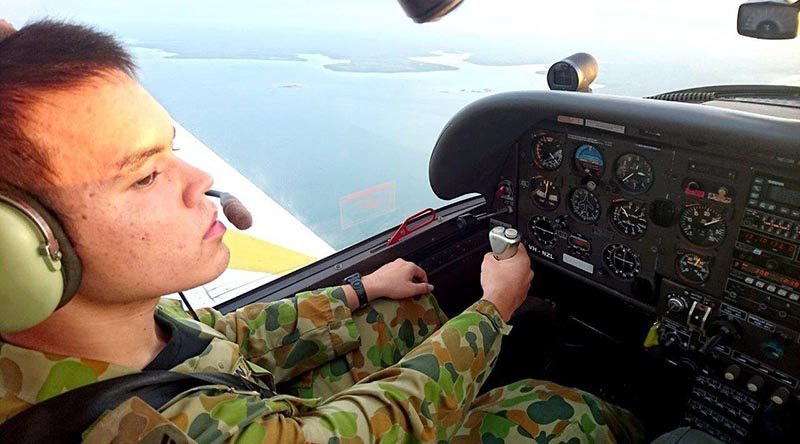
[{"xmin": 343, "ymin": 273, "xmax": 369, "ymax": 308}]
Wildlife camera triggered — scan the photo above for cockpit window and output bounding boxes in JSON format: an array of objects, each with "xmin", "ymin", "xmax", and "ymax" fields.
[{"xmin": 7, "ymin": 0, "xmax": 799, "ymax": 305}]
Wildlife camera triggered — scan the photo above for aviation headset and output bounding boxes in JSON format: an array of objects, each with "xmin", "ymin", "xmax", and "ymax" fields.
[
  {"xmin": 0, "ymin": 184, "xmax": 248, "ymax": 333},
  {"xmin": 0, "ymin": 186, "xmax": 82, "ymax": 334}
]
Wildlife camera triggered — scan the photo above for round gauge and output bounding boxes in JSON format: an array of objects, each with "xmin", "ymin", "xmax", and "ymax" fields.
[
  {"xmin": 530, "ymin": 177, "xmax": 560, "ymax": 211},
  {"xmin": 678, "ymin": 205, "xmax": 727, "ymax": 247},
  {"xmin": 608, "ymin": 200, "xmax": 648, "ymax": 239},
  {"xmin": 603, "ymin": 244, "xmax": 642, "ymax": 279},
  {"xmin": 569, "ymin": 187, "xmax": 601, "ymax": 223},
  {"xmin": 529, "ymin": 215, "xmax": 557, "ymax": 248},
  {"xmin": 615, "ymin": 153, "xmax": 654, "ymax": 193},
  {"xmin": 532, "ymin": 133, "xmax": 563, "ymax": 171},
  {"xmin": 677, "ymin": 252, "xmax": 711, "ymax": 284},
  {"xmin": 573, "ymin": 144, "xmax": 605, "ymax": 178}
]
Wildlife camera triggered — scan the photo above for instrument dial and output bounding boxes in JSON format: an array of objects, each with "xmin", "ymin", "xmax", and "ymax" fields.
[
  {"xmin": 609, "ymin": 200, "xmax": 648, "ymax": 239},
  {"xmin": 532, "ymin": 133, "xmax": 563, "ymax": 171},
  {"xmin": 603, "ymin": 244, "xmax": 642, "ymax": 279},
  {"xmin": 569, "ymin": 187, "xmax": 601, "ymax": 223},
  {"xmin": 529, "ymin": 215, "xmax": 557, "ymax": 248},
  {"xmin": 677, "ymin": 252, "xmax": 711, "ymax": 284},
  {"xmin": 574, "ymin": 144, "xmax": 605, "ymax": 178},
  {"xmin": 679, "ymin": 205, "xmax": 727, "ymax": 247},
  {"xmin": 615, "ymin": 153, "xmax": 654, "ymax": 194},
  {"xmin": 530, "ymin": 177, "xmax": 560, "ymax": 211}
]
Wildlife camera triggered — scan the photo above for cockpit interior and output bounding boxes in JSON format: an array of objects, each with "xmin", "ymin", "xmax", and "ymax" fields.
[{"xmin": 222, "ymin": 88, "xmax": 800, "ymax": 443}]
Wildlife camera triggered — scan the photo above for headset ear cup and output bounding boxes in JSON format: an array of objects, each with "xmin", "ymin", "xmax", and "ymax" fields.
[
  {"xmin": 0, "ymin": 187, "xmax": 82, "ymax": 313},
  {"xmin": 24, "ymin": 197, "xmax": 82, "ymax": 307}
]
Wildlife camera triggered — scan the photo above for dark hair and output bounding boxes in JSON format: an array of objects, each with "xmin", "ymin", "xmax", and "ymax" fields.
[{"xmin": 0, "ymin": 20, "xmax": 136, "ymax": 197}]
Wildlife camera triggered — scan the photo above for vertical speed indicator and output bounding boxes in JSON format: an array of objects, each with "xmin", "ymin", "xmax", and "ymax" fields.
[{"xmin": 609, "ymin": 200, "xmax": 648, "ymax": 238}]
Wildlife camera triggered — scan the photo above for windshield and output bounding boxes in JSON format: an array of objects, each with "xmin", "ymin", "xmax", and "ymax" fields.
[{"xmin": 7, "ymin": 0, "xmax": 799, "ymax": 304}]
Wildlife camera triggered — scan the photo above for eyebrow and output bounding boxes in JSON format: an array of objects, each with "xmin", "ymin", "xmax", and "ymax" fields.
[
  {"xmin": 116, "ymin": 126, "xmax": 177, "ymax": 174},
  {"xmin": 117, "ymin": 146, "xmax": 165, "ymax": 174}
]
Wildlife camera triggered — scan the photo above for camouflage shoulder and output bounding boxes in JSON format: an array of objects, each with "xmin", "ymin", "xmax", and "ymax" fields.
[
  {"xmin": 157, "ymin": 297, "xmax": 194, "ymax": 320},
  {"xmin": 156, "ymin": 298, "xmax": 228, "ymax": 341},
  {"xmin": 83, "ymin": 396, "xmax": 194, "ymax": 444}
]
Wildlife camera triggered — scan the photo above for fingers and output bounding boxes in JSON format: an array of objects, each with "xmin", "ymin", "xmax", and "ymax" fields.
[
  {"xmin": 410, "ymin": 263, "xmax": 428, "ymax": 283},
  {"xmin": 414, "ymin": 282, "xmax": 435, "ymax": 294}
]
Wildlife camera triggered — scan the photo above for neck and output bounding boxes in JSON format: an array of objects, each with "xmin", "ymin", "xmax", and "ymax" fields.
[{"xmin": 1, "ymin": 294, "xmax": 169, "ymax": 370}]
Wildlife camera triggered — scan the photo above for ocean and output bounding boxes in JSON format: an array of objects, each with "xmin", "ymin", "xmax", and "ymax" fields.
[
  {"xmin": 133, "ymin": 49, "xmax": 553, "ymax": 249},
  {"xmin": 128, "ymin": 30, "xmax": 800, "ymax": 250}
]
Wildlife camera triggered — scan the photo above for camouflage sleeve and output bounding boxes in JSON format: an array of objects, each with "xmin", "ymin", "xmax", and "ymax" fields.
[
  {"xmin": 84, "ymin": 298, "xmax": 510, "ymax": 443},
  {"xmin": 301, "ymin": 298, "xmax": 512, "ymax": 443},
  {"xmin": 195, "ymin": 286, "xmax": 360, "ymax": 383}
]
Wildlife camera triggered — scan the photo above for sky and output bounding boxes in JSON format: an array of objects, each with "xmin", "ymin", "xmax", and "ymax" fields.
[
  {"xmin": 3, "ymin": 0, "xmax": 798, "ymax": 83},
  {"xmin": 5, "ymin": 1, "xmax": 798, "ymax": 54},
  {"xmin": 3, "ymin": 0, "xmax": 795, "ymax": 41}
]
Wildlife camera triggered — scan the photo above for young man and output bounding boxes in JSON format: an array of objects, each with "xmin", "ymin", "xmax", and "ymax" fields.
[{"xmin": 0, "ymin": 20, "xmax": 643, "ymax": 443}]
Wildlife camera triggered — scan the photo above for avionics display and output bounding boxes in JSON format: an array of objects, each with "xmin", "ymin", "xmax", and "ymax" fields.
[
  {"xmin": 738, "ymin": 230, "xmax": 797, "ymax": 259},
  {"xmin": 767, "ymin": 186, "xmax": 800, "ymax": 209}
]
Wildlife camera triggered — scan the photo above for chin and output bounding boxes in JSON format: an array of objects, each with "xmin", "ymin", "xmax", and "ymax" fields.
[
  {"xmin": 199, "ymin": 243, "xmax": 231, "ymax": 285},
  {"xmin": 158, "ymin": 244, "xmax": 232, "ymax": 296}
]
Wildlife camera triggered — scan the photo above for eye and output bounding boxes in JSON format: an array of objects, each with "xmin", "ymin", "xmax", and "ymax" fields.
[{"xmin": 133, "ymin": 171, "xmax": 161, "ymax": 188}]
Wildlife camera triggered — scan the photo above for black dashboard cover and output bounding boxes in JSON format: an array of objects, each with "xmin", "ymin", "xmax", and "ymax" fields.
[{"xmin": 428, "ymin": 90, "xmax": 799, "ymax": 201}]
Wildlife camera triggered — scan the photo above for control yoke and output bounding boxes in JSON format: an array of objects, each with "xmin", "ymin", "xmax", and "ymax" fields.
[{"xmin": 489, "ymin": 226, "xmax": 522, "ymax": 261}]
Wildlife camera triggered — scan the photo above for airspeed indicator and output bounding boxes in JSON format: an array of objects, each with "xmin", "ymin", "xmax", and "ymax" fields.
[{"xmin": 532, "ymin": 133, "xmax": 563, "ymax": 171}]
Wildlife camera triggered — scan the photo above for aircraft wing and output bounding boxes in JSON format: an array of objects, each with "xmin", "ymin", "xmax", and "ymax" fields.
[{"xmin": 170, "ymin": 122, "xmax": 335, "ymax": 308}]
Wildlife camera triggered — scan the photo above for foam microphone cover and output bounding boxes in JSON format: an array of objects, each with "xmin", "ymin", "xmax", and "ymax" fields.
[{"xmin": 219, "ymin": 192, "xmax": 253, "ymax": 230}]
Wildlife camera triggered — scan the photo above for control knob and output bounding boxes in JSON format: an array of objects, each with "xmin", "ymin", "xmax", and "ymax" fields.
[
  {"xmin": 770, "ymin": 387, "xmax": 791, "ymax": 406},
  {"xmin": 761, "ymin": 337, "xmax": 786, "ymax": 361},
  {"xmin": 666, "ymin": 294, "xmax": 688, "ymax": 314},
  {"xmin": 746, "ymin": 375, "xmax": 765, "ymax": 393},
  {"xmin": 723, "ymin": 364, "xmax": 741, "ymax": 382}
]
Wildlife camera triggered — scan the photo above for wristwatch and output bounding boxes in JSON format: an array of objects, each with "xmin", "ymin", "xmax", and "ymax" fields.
[{"xmin": 342, "ymin": 272, "xmax": 369, "ymax": 309}]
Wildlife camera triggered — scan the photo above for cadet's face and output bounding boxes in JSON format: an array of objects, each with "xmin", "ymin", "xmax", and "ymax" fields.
[{"xmin": 25, "ymin": 72, "xmax": 229, "ymax": 303}]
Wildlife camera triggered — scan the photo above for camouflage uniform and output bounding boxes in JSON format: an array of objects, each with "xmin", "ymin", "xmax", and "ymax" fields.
[{"xmin": 0, "ymin": 288, "xmax": 644, "ymax": 443}]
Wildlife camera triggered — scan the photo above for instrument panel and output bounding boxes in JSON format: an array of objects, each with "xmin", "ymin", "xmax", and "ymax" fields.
[
  {"xmin": 512, "ymin": 121, "xmax": 798, "ymax": 307},
  {"xmin": 429, "ymin": 91, "xmax": 800, "ymax": 443},
  {"xmin": 503, "ymin": 119, "xmax": 800, "ymax": 438},
  {"xmin": 518, "ymin": 123, "xmax": 688, "ymax": 301}
]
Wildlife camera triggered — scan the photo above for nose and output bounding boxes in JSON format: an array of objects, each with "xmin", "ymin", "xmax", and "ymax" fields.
[{"xmin": 179, "ymin": 159, "xmax": 213, "ymax": 208}]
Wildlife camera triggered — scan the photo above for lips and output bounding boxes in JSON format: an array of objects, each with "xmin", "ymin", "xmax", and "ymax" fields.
[{"xmin": 203, "ymin": 211, "xmax": 226, "ymax": 240}]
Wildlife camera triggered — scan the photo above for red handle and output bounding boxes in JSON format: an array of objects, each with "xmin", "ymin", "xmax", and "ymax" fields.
[{"xmin": 387, "ymin": 208, "xmax": 437, "ymax": 245}]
